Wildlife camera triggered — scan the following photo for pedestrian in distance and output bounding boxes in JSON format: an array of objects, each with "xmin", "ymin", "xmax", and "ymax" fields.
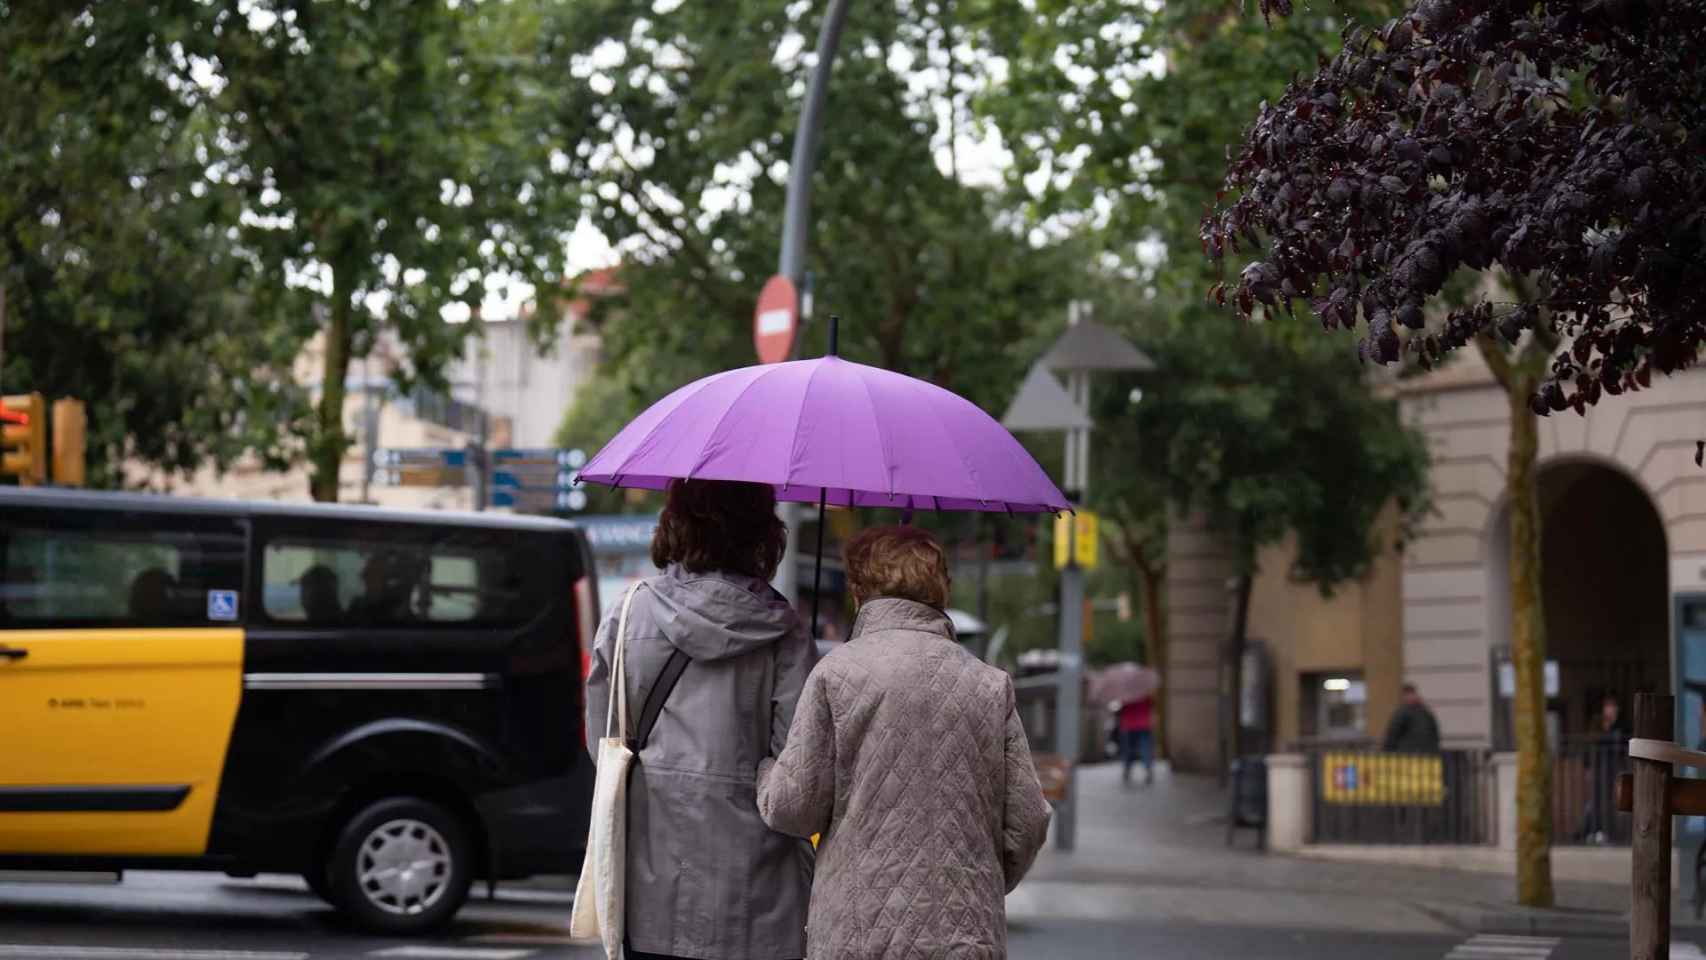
[
  {"xmin": 1580, "ymin": 692, "xmax": 1628, "ymax": 845},
  {"xmin": 1382, "ymin": 683, "xmax": 1442, "ymax": 754},
  {"xmin": 757, "ymin": 525, "xmax": 1052, "ymax": 960},
  {"xmin": 1117, "ymin": 693, "xmax": 1156, "ymax": 787},
  {"xmin": 583, "ymin": 478, "xmax": 816, "ymax": 960}
]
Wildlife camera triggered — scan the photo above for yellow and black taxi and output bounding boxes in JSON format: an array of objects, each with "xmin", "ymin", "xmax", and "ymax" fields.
[{"xmin": 0, "ymin": 488, "xmax": 598, "ymax": 932}]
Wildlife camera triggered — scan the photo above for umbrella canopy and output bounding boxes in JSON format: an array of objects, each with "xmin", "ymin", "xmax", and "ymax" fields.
[
  {"xmin": 578, "ymin": 355, "xmax": 1070, "ymax": 514},
  {"xmin": 1089, "ymin": 662, "xmax": 1161, "ymax": 707}
]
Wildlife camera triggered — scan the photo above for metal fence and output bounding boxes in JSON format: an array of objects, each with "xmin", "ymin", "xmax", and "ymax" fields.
[
  {"xmin": 1552, "ymin": 733, "xmax": 1631, "ymax": 846},
  {"xmin": 1310, "ymin": 749, "xmax": 1491, "ymax": 845}
]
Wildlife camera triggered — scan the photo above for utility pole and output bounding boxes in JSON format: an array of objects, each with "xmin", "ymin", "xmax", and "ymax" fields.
[
  {"xmin": 773, "ymin": 0, "xmax": 852, "ymax": 613},
  {"xmin": 359, "ymin": 357, "xmax": 375, "ymax": 504},
  {"xmin": 1053, "ymin": 300, "xmax": 1090, "ymax": 852},
  {"xmin": 1005, "ymin": 300, "xmax": 1154, "ymax": 853},
  {"xmin": 471, "ymin": 341, "xmax": 489, "ymax": 512}
]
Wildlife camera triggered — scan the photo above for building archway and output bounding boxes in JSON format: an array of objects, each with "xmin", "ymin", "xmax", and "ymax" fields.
[{"xmin": 1486, "ymin": 458, "xmax": 1669, "ymax": 751}]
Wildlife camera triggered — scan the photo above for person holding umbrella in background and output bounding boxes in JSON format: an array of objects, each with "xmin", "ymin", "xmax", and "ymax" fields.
[
  {"xmin": 1091, "ymin": 663, "xmax": 1162, "ymax": 788},
  {"xmin": 1118, "ymin": 695, "xmax": 1156, "ymax": 787}
]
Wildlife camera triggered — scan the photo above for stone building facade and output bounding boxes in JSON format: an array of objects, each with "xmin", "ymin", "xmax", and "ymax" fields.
[{"xmin": 1165, "ymin": 349, "xmax": 1706, "ymax": 772}]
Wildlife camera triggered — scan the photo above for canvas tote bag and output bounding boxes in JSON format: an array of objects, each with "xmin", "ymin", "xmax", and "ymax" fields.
[{"xmin": 569, "ymin": 581, "xmax": 643, "ymax": 955}]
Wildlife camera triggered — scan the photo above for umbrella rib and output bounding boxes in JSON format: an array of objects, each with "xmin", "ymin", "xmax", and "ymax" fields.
[
  {"xmin": 914, "ymin": 376, "xmax": 986, "ymax": 507},
  {"xmin": 588, "ymin": 371, "xmax": 726, "ymax": 483},
  {"xmin": 689, "ymin": 364, "xmax": 792, "ymax": 481},
  {"xmin": 787, "ymin": 359, "xmax": 832, "ymax": 492},
  {"xmin": 851, "ymin": 367, "xmax": 896, "ymax": 505}
]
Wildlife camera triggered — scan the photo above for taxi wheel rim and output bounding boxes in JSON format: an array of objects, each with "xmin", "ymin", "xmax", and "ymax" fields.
[{"xmin": 355, "ymin": 818, "xmax": 453, "ymax": 916}]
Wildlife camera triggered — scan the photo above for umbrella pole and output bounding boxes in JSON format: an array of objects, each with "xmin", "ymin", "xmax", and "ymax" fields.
[{"xmin": 810, "ymin": 487, "xmax": 828, "ymax": 641}]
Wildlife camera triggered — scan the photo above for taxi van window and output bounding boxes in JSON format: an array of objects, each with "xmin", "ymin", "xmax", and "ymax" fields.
[
  {"xmin": 0, "ymin": 518, "xmax": 245, "ymax": 628},
  {"xmin": 261, "ymin": 532, "xmax": 536, "ymax": 628}
]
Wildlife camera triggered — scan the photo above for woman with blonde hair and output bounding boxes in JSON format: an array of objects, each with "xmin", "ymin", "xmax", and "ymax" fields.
[
  {"xmin": 757, "ymin": 525, "xmax": 1051, "ymax": 959},
  {"xmin": 584, "ymin": 478, "xmax": 814, "ymax": 960}
]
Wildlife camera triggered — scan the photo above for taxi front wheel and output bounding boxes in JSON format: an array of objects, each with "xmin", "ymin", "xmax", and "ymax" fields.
[{"xmin": 327, "ymin": 796, "xmax": 474, "ymax": 935}]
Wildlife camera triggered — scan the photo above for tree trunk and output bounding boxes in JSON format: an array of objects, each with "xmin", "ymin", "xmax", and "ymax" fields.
[
  {"xmin": 310, "ymin": 279, "xmax": 354, "ymax": 503},
  {"xmin": 1507, "ymin": 376, "xmax": 1554, "ymax": 907},
  {"xmin": 1138, "ymin": 560, "xmax": 1168, "ymax": 759}
]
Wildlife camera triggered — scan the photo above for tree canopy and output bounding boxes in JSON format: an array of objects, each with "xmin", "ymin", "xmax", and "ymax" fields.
[
  {"xmin": 1204, "ymin": 0, "xmax": 1706, "ymax": 412},
  {"xmin": 0, "ymin": 3, "xmax": 308, "ymax": 485},
  {"xmin": 546, "ymin": 0, "xmax": 1090, "ymax": 457},
  {"xmin": 3, "ymin": 2, "xmax": 575, "ymax": 496},
  {"xmin": 193, "ymin": 0, "xmax": 572, "ymax": 499}
]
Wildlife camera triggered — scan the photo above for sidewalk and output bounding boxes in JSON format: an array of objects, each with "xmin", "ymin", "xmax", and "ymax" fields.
[{"xmin": 1007, "ymin": 762, "xmax": 1681, "ymax": 939}]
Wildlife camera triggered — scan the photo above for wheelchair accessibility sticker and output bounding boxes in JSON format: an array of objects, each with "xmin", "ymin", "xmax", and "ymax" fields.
[{"xmin": 207, "ymin": 589, "xmax": 240, "ymax": 622}]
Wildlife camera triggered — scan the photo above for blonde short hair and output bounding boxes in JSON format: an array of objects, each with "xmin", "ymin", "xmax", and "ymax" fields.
[{"xmin": 844, "ymin": 526, "xmax": 951, "ymax": 610}]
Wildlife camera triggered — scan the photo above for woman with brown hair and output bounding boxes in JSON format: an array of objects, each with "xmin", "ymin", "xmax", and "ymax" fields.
[
  {"xmin": 584, "ymin": 478, "xmax": 815, "ymax": 960},
  {"xmin": 757, "ymin": 525, "xmax": 1052, "ymax": 959}
]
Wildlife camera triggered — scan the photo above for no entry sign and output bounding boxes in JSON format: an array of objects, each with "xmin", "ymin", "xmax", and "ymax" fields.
[{"xmin": 753, "ymin": 275, "xmax": 799, "ymax": 364}]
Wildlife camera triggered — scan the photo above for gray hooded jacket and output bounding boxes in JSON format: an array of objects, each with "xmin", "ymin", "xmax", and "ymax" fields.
[{"xmin": 584, "ymin": 564, "xmax": 816, "ymax": 960}]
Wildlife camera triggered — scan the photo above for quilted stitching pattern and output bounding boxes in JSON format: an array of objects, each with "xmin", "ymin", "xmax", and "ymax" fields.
[{"xmin": 758, "ymin": 598, "xmax": 1052, "ymax": 959}]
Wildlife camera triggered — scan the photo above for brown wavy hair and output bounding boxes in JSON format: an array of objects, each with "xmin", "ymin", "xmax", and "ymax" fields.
[
  {"xmin": 844, "ymin": 525, "xmax": 952, "ymax": 610},
  {"xmin": 650, "ymin": 478, "xmax": 787, "ymax": 581}
]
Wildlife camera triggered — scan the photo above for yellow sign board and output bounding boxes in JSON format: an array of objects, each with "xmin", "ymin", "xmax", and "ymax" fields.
[
  {"xmin": 1053, "ymin": 511, "xmax": 1099, "ymax": 570},
  {"xmin": 1319, "ymin": 752, "xmax": 1445, "ymax": 806}
]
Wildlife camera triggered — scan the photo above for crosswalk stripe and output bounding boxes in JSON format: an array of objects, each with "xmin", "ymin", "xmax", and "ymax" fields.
[
  {"xmin": 0, "ymin": 947, "xmax": 307, "ymax": 960},
  {"xmin": 369, "ymin": 948, "xmax": 535, "ymax": 960},
  {"xmin": 464, "ymin": 933, "xmax": 588, "ymax": 946},
  {"xmin": 1446, "ymin": 934, "xmax": 1557, "ymax": 960}
]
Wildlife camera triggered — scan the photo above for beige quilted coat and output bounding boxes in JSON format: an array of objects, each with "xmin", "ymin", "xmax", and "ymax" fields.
[{"xmin": 756, "ymin": 598, "xmax": 1052, "ymax": 959}]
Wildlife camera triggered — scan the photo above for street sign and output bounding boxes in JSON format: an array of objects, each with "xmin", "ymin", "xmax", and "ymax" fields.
[
  {"xmin": 491, "ymin": 447, "xmax": 585, "ymax": 466},
  {"xmin": 374, "ymin": 465, "xmax": 467, "ymax": 488},
  {"xmin": 373, "ymin": 447, "xmax": 467, "ymax": 468},
  {"xmin": 492, "ymin": 468, "xmax": 579, "ymax": 489},
  {"xmin": 753, "ymin": 275, "xmax": 798, "ymax": 364},
  {"xmin": 491, "ymin": 488, "xmax": 588, "ymax": 512},
  {"xmin": 1052, "ymin": 511, "xmax": 1099, "ymax": 570},
  {"xmin": 371, "ymin": 448, "xmax": 472, "ymax": 488}
]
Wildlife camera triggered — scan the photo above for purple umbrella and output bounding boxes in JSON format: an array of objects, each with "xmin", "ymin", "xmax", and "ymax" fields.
[
  {"xmin": 578, "ymin": 360, "xmax": 1068, "ymax": 513},
  {"xmin": 577, "ymin": 319, "xmax": 1070, "ymax": 633}
]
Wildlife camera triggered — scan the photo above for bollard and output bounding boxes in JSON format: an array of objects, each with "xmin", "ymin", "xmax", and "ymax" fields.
[{"xmin": 1631, "ymin": 693, "xmax": 1674, "ymax": 960}]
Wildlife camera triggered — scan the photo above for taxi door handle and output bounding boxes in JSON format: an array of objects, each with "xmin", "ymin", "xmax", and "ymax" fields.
[{"xmin": 0, "ymin": 646, "xmax": 27, "ymax": 662}]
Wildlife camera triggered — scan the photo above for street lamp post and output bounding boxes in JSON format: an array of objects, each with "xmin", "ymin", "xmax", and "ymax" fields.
[
  {"xmin": 1006, "ymin": 302, "xmax": 1153, "ymax": 851},
  {"xmin": 773, "ymin": 0, "xmax": 853, "ymax": 611}
]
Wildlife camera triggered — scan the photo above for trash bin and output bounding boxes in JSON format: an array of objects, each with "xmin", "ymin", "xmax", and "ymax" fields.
[{"xmin": 1227, "ymin": 756, "xmax": 1267, "ymax": 849}]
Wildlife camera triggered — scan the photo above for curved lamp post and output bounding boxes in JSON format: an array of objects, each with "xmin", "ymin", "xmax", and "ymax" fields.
[{"xmin": 774, "ymin": 0, "xmax": 853, "ymax": 608}]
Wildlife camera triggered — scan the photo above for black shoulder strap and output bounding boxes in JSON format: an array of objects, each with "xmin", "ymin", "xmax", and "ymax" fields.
[{"xmin": 632, "ymin": 648, "xmax": 692, "ymax": 751}]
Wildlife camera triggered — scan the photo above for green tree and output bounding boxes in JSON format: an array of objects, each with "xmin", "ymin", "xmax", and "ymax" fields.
[
  {"xmin": 1195, "ymin": 0, "xmax": 1704, "ymax": 905},
  {"xmin": 0, "ymin": 3, "xmax": 309, "ymax": 485},
  {"xmin": 545, "ymin": 0, "xmax": 1089, "ymax": 447},
  {"xmin": 189, "ymin": 0, "xmax": 572, "ymax": 500},
  {"xmin": 1084, "ymin": 299, "xmax": 1430, "ymax": 765},
  {"xmin": 979, "ymin": 0, "xmax": 1417, "ymax": 766}
]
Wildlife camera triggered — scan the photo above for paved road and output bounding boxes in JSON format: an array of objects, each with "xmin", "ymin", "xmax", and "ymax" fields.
[{"xmin": 0, "ymin": 871, "xmax": 1670, "ymax": 960}]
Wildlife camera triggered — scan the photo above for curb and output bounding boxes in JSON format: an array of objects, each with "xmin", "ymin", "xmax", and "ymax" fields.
[{"xmin": 1418, "ymin": 900, "xmax": 1706, "ymax": 939}]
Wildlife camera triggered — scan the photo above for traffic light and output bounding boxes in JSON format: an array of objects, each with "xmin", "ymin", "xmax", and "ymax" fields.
[
  {"xmin": 52, "ymin": 398, "xmax": 87, "ymax": 487},
  {"xmin": 2, "ymin": 392, "xmax": 47, "ymax": 485}
]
